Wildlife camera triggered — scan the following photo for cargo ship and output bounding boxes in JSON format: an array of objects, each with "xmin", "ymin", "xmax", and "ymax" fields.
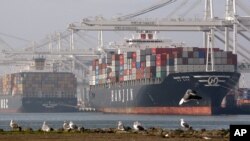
[
  {"xmin": 88, "ymin": 31, "xmax": 240, "ymax": 115},
  {"xmin": 0, "ymin": 58, "xmax": 78, "ymax": 112}
]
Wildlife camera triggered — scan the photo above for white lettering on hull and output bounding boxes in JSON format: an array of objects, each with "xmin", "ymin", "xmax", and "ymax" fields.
[
  {"xmin": 0, "ymin": 99, "xmax": 8, "ymax": 109},
  {"xmin": 110, "ymin": 88, "xmax": 134, "ymax": 103}
]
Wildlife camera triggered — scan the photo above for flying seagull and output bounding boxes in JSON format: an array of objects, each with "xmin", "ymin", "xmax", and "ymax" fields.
[
  {"xmin": 133, "ymin": 121, "xmax": 144, "ymax": 131},
  {"xmin": 180, "ymin": 118, "xmax": 192, "ymax": 129},
  {"xmin": 10, "ymin": 120, "xmax": 21, "ymax": 131},
  {"xmin": 179, "ymin": 89, "xmax": 202, "ymax": 105},
  {"xmin": 42, "ymin": 121, "xmax": 51, "ymax": 132}
]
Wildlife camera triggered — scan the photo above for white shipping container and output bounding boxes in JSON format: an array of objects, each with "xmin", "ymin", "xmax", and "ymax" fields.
[
  {"xmin": 183, "ymin": 47, "xmax": 189, "ymax": 51},
  {"xmin": 187, "ymin": 65, "xmax": 194, "ymax": 72},
  {"xmin": 214, "ymin": 51, "xmax": 222, "ymax": 58},
  {"xmin": 146, "ymin": 61, "xmax": 156, "ymax": 67},
  {"xmin": 199, "ymin": 58, "xmax": 205, "ymax": 65},
  {"xmin": 221, "ymin": 58, "xmax": 227, "ymax": 64},
  {"xmin": 187, "ymin": 47, "xmax": 194, "ymax": 51},
  {"xmin": 174, "ymin": 58, "xmax": 183, "ymax": 65},
  {"xmin": 99, "ymin": 58, "xmax": 103, "ymax": 64},
  {"xmin": 132, "ymin": 68, "xmax": 136, "ymax": 74},
  {"xmin": 124, "ymin": 65, "xmax": 128, "ymax": 69},
  {"xmin": 156, "ymin": 66, "xmax": 166, "ymax": 72},
  {"xmin": 193, "ymin": 58, "xmax": 199, "ymax": 65},
  {"xmin": 214, "ymin": 58, "xmax": 222, "ymax": 64},
  {"xmin": 214, "ymin": 65, "xmax": 224, "ymax": 71},
  {"xmin": 166, "ymin": 65, "xmax": 175, "ymax": 72},
  {"xmin": 124, "ymin": 76, "xmax": 128, "ymax": 81},
  {"xmin": 198, "ymin": 65, "xmax": 206, "ymax": 71},
  {"xmin": 182, "ymin": 51, "xmax": 188, "ymax": 58},
  {"xmin": 89, "ymin": 81, "xmax": 95, "ymax": 85}
]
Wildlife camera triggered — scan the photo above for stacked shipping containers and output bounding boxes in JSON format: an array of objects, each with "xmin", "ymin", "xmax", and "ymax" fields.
[
  {"xmin": 0, "ymin": 72, "xmax": 77, "ymax": 98},
  {"xmin": 89, "ymin": 47, "xmax": 237, "ymax": 85}
]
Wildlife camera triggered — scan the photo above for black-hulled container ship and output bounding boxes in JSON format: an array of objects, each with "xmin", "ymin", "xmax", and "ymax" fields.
[
  {"xmin": 88, "ymin": 32, "xmax": 240, "ymax": 115},
  {"xmin": 0, "ymin": 58, "xmax": 78, "ymax": 112}
]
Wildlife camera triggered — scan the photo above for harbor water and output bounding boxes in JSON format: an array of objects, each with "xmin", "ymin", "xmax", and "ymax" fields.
[{"xmin": 1, "ymin": 112, "xmax": 250, "ymax": 131}]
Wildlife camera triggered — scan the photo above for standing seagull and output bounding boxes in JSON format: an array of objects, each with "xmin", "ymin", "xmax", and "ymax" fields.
[
  {"xmin": 69, "ymin": 121, "xmax": 78, "ymax": 130},
  {"xmin": 117, "ymin": 121, "xmax": 125, "ymax": 131},
  {"xmin": 133, "ymin": 121, "xmax": 144, "ymax": 131},
  {"xmin": 179, "ymin": 89, "xmax": 202, "ymax": 105},
  {"xmin": 63, "ymin": 121, "xmax": 70, "ymax": 131},
  {"xmin": 10, "ymin": 120, "xmax": 21, "ymax": 131},
  {"xmin": 180, "ymin": 118, "xmax": 192, "ymax": 129},
  {"xmin": 41, "ymin": 121, "xmax": 51, "ymax": 132}
]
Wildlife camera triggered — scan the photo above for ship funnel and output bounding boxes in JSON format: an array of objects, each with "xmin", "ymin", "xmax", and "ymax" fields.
[{"xmin": 34, "ymin": 56, "xmax": 46, "ymax": 70}]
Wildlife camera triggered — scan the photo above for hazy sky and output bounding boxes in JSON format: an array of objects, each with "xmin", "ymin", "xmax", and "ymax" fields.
[{"xmin": 0, "ymin": 0, "xmax": 249, "ymax": 49}]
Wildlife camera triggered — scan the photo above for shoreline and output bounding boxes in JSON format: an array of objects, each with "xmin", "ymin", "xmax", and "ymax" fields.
[{"xmin": 0, "ymin": 128, "xmax": 229, "ymax": 141}]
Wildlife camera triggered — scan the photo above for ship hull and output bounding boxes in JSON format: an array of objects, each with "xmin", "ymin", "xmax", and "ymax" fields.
[
  {"xmin": 89, "ymin": 72, "xmax": 240, "ymax": 115},
  {"xmin": 0, "ymin": 95, "xmax": 78, "ymax": 113}
]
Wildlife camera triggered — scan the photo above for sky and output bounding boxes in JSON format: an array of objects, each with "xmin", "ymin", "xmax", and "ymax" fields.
[
  {"xmin": 1, "ymin": 0, "xmax": 249, "ymax": 49},
  {"xmin": 0, "ymin": 0, "xmax": 250, "ymax": 86}
]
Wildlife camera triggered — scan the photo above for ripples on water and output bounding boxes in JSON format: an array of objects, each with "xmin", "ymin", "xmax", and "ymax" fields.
[{"xmin": 1, "ymin": 112, "xmax": 250, "ymax": 131}]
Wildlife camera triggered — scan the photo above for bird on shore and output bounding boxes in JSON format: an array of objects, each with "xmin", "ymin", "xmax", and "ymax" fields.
[
  {"xmin": 133, "ymin": 121, "xmax": 144, "ymax": 131},
  {"xmin": 63, "ymin": 121, "xmax": 70, "ymax": 131},
  {"xmin": 179, "ymin": 89, "xmax": 202, "ymax": 105},
  {"xmin": 117, "ymin": 121, "xmax": 131, "ymax": 131},
  {"xmin": 117, "ymin": 121, "xmax": 125, "ymax": 131},
  {"xmin": 10, "ymin": 120, "xmax": 21, "ymax": 131},
  {"xmin": 41, "ymin": 121, "xmax": 51, "ymax": 132},
  {"xmin": 180, "ymin": 118, "xmax": 192, "ymax": 129},
  {"xmin": 69, "ymin": 121, "xmax": 78, "ymax": 130}
]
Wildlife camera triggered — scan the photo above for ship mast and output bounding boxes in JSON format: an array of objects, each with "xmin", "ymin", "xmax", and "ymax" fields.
[{"xmin": 205, "ymin": 0, "xmax": 215, "ymax": 72}]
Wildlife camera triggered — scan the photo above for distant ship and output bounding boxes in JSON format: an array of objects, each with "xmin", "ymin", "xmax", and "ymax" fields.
[
  {"xmin": 88, "ymin": 31, "xmax": 240, "ymax": 115},
  {"xmin": 0, "ymin": 57, "xmax": 78, "ymax": 112}
]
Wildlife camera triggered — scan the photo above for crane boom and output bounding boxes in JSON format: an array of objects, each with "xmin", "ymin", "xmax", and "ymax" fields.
[{"xmin": 117, "ymin": 0, "xmax": 177, "ymax": 20}]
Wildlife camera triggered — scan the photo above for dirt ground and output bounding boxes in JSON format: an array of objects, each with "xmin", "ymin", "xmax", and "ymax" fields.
[{"xmin": 0, "ymin": 133, "xmax": 228, "ymax": 141}]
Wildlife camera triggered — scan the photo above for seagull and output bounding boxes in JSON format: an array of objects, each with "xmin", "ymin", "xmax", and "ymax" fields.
[
  {"xmin": 69, "ymin": 121, "xmax": 78, "ymax": 130},
  {"xmin": 10, "ymin": 120, "xmax": 21, "ymax": 130},
  {"xmin": 203, "ymin": 136, "xmax": 212, "ymax": 140},
  {"xmin": 117, "ymin": 121, "xmax": 125, "ymax": 131},
  {"xmin": 180, "ymin": 118, "xmax": 192, "ymax": 129},
  {"xmin": 179, "ymin": 89, "xmax": 202, "ymax": 105},
  {"xmin": 133, "ymin": 121, "xmax": 144, "ymax": 131},
  {"xmin": 63, "ymin": 121, "xmax": 70, "ymax": 131},
  {"xmin": 41, "ymin": 121, "xmax": 51, "ymax": 132}
]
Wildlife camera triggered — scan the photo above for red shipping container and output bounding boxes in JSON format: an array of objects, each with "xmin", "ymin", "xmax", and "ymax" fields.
[
  {"xmin": 173, "ymin": 51, "xmax": 182, "ymax": 58},
  {"xmin": 156, "ymin": 60, "xmax": 166, "ymax": 66},
  {"xmin": 227, "ymin": 58, "xmax": 233, "ymax": 65},
  {"xmin": 112, "ymin": 54, "xmax": 120, "ymax": 60},
  {"xmin": 132, "ymin": 52, "xmax": 137, "ymax": 58},
  {"xmin": 151, "ymin": 48, "xmax": 156, "ymax": 54},
  {"xmin": 119, "ymin": 76, "xmax": 124, "ymax": 82},
  {"xmin": 166, "ymin": 54, "xmax": 175, "ymax": 59},
  {"xmin": 119, "ymin": 54, "xmax": 124, "ymax": 60},
  {"xmin": 156, "ymin": 54, "xmax": 167, "ymax": 61},
  {"xmin": 132, "ymin": 62, "xmax": 136, "ymax": 68},
  {"xmin": 232, "ymin": 55, "xmax": 237, "ymax": 65},
  {"xmin": 188, "ymin": 52, "xmax": 194, "ymax": 58},
  {"xmin": 141, "ymin": 62, "xmax": 146, "ymax": 68},
  {"xmin": 120, "ymin": 60, "xmax": 124, "ymax": 65}
]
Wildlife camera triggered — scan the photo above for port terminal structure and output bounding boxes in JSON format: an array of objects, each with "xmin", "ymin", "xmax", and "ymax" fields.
[{"xmin": 0, "ymin": 0, "xmax": 250, "ymax": 108}]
